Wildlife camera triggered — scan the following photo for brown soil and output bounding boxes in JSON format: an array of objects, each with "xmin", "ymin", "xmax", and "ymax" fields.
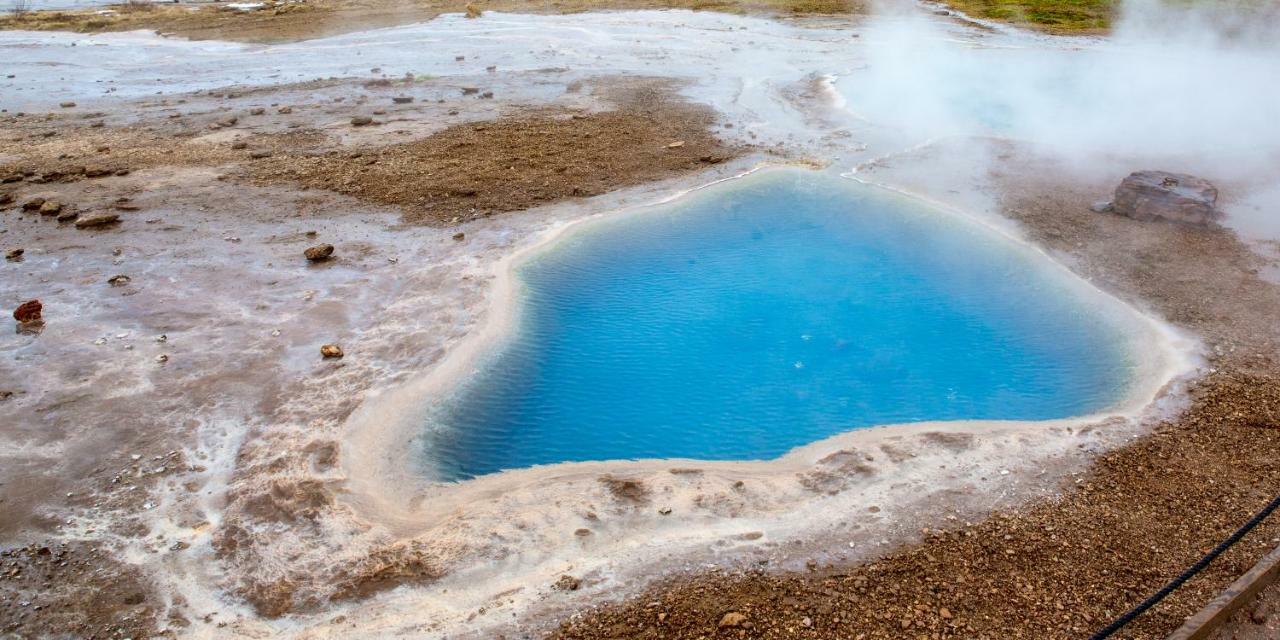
[
  {"xmin": 548, "ymin": 153, "xmax": 1280, "ymax": 639},
  {"xmin": 0, "ymin": 0, "xmax": 865, "ymax": 44},
  {"xmin": 0, "ymin": 78, "xmax": 740, "ymax": 227},
  {"xmin": 246, "ymin": 83, "xmax": 737, "ymax": 224}
]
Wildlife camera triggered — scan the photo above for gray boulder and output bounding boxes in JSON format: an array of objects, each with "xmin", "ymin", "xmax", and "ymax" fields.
[{"xmin": 1107, "ymin": 170, "xmax": 1219, "ymax": 225}]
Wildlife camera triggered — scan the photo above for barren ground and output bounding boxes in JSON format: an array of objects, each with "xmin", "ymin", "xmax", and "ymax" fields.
[
  {"xmin": 0, "ymin": 0, "xmax": 866, "ymax": 43},
  {"xmin": 0, "ymin": 76, "xmax": 742, "ymax": 638},
  {"xmin": 2, "ymin": 7, "xmax": 1278, "ymax": 640}
]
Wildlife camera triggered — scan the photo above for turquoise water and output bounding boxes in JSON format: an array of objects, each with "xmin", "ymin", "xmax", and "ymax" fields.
[{"xmin": 420, "ymin": 170, "xmax": 1133, "ymax": 481}]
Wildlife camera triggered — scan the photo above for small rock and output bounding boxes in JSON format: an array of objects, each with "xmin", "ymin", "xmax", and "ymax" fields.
[
  {"xmin": 277, "ymin": 106, "xmax": 293, "ymax": 114},
  {"xmin": 13, "ymin": 299, "xmax": 42, "ymax": 323},
  {"xmin": 553, "ymin": 574, "xmax": 580, "ymax": 591},
  {"xmin": 38, "ymin": 200, "xmax": 62, "ymax": 216},
  {"xmin": 249, "ymin": 150, "xmax": 273, "ymax": 159},
  {"xmin": 320, "ymin": 344, "xmax": 343, "ymax": 359},
  {"xmin": 249, "ymin": 107, "xmax": 265, "ymax": 116},
  {"xmin": 107, "ymin": 274, "xmax": 131, "ymax": 287},
  {"xmin": 1089, "ymin": 200, "xmax": 1114, "ymax": 213},
  {"xmin": 350, "ymin": 116, "xmax": 374, "ymax": 127},
  {"xmin": 5, "ymin": 248, "xmax": 23, "ymax": 261},
  {"xmin": 573, "ymin": 528, "xmax": 592, "ymax": 537},
  {"xmin": 392, "ymin": 96, "xmax": 413, "ymax": 104},
  {"xmin": 59, "ymin": 101, "xmax": 76, "ymax": 108},
  {"xmin": 658, "ymin": 506, "xmax": 672, "ymax": 515},
  {"xmin": 667, "ymin": 140, "xmax": 685, "ymax": 149},
  {"xmin": 56, "ymin": 210, "xmax": 78, "ymax": 222},
  {"xmin": 479, "ymin": 91, "xmax": 493, "ymax": 99},
  {"xmin": 74, "ymin": 213, "xmax": 120, "ymax": 229},
  {"xmin": 231, "ymin": 140, "xmax": 248, "ymax": 150},
  {"xmin": 452, "ymin": 232, "xmax": 465, "ymax": 241},
  {"xmin": 801, "ymin": 616, "xmax": 812, "ymax": 627},
  {"xmin": 1251, "ymin": 603, "xmax": 1270, "ymax": 624},
  {"xmin": 21, "ymin": 197, "xmax": 45, "ymax": 211},
  {"xmin": 83, "ymin": 166, "xmax": 112, "ymax": 178},
  {"xmin": 718, "ymin": 612, "xmax": 748, "ymax": 629},
  {"xmin": 461, "ymin": 87, "xmax": 480, "ymax": 95},
  {"xmin": 940, "ymin": 607, "xmax": 953, "ymax": 619},
  {"xmin": 304, "ymin": 244, "xmax": 334, "ymax": 261}
]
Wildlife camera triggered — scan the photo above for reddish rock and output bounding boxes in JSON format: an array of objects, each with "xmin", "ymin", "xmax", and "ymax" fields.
[{"xmin": 13, "ymin": 299, "xmax": 42, "ymax": 323}]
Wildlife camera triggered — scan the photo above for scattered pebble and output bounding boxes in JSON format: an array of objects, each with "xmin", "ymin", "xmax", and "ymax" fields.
[
  {"xmin": 320, "ymin": 344, "xmax": 343, "ymax": 359},
  {"xmin": 13, "ymin": 299, "xmax": 42, "ymax": 323},
  {"xmin": 304, "ymin": 244, "xmax": 334, "ymax": 261},
  {"xmin": 553, "ymin": 575, "xmax": 580, "ymax": 591},
  {"xmin": 74, "ymin": 213, "xmax": 120, "ymax": 229}
]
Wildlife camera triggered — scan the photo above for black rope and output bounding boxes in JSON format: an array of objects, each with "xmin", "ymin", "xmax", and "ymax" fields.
[{"xmin": 1087, "ymin": 492, "xmax": 1280, "ymax": 640}]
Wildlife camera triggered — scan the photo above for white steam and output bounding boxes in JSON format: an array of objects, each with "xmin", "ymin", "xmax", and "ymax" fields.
[{"xmin": 841, "ymin": 1, "xmax": 1280, "ymax": 182}]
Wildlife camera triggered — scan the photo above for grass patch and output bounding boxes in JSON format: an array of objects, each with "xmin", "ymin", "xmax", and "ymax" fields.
[{"xmin": 944, "ymin": 0, "xmax": 1115, "ymax": 32}]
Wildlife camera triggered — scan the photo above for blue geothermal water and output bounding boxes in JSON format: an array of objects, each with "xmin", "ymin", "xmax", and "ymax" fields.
[{"xmin": 420, "ymin": 170, "xmax": 1134, "ymax": 481}]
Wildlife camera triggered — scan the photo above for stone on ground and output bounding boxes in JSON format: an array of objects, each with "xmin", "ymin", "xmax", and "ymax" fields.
[{"xmin": 1108, "ymin": 170, "xmax": 1219, "ymax": 225}]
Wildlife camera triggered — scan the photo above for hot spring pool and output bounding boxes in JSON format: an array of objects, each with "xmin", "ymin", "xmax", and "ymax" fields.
[{"xmin": 419, "ymin": 170, "xmax": 1137, "ymax": 481}]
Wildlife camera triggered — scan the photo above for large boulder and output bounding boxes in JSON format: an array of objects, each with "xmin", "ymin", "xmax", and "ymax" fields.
[{"xmin": 1107, "ymin": 170, "xmax": 1219, "ymax": 226}]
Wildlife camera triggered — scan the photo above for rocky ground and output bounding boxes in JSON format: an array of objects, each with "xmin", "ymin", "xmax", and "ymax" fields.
[{"xmin": 547, "ymin": 149, "xmax": 1280, "ymax": 639}]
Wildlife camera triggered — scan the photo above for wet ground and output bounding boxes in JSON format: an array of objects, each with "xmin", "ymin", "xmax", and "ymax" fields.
[{"xmin": 2, "ymin": 5, "xmax": 1279, "ymax": 640}]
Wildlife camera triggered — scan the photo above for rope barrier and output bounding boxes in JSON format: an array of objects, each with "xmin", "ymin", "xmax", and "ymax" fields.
[{"xmin": 1088, "ymin": 492, "xmax": 1280, "ymax": 639}]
